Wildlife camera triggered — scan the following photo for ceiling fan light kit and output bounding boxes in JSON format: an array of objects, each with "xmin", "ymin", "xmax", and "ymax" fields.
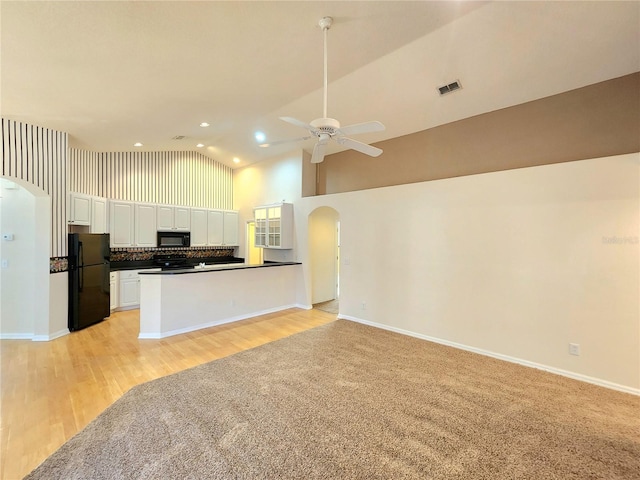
[{"xmin": 260, "ymin": 16, "xmax": 385, "ymax": 164}]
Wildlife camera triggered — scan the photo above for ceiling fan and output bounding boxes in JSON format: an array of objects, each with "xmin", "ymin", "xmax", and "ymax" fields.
[{"xmin": 259, "ymin": 16, "xmax": 385, "ymax": 164}]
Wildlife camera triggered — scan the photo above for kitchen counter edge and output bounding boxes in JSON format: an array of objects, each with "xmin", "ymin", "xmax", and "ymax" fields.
[{"xmin": 137, "ymin": 262, "xmax": 302, "ymax": 275}]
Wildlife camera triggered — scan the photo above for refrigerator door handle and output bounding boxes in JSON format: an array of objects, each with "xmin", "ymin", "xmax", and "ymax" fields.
[{"xmin": 79, "ymin": 242, "xmax": 84, "ymax": 267}]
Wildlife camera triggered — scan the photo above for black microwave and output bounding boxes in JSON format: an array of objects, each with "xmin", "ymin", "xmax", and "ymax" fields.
[{"xmin": 157, "ymin": 231, "xmax": 190, "ymax": 247}]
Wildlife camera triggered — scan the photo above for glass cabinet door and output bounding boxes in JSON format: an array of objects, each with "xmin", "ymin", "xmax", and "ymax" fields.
[
  {"xmin": 267, "ymin": 207, "xmax": 281, "ymax": 247},
  {"xmin": 254, "ymin": 208, "xmax": 267, "ymax": 247}
]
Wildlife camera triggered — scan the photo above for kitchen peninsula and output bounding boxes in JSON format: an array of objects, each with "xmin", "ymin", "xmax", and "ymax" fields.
[{"xmin": 138, "ymin": 262, "xmax": 302, "ymax": 339}]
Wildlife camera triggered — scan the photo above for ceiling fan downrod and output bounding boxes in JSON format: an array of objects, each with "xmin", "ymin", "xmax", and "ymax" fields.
[{"xmin": 319, "ymin": 16, "xmax": 333, "ymax": 119}]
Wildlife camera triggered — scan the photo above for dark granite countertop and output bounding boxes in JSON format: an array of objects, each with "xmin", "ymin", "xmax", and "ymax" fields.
[
  {"xmin": 110, "ymin": 257, "xmax": 244, "ymax": 271},
  {"xmin": 138, "ymin": 261, "xmax": 301, "ymax": 275}
]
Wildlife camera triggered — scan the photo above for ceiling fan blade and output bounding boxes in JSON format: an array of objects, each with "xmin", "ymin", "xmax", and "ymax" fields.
[
  {"xmin": 336, "ymin": 120, "xmax": 386, "ymax": 137},
  {"xmin": 336, "ymin": 136, "xmax": 383, "ymax": 157},
  {"xmin": 280, "ymin": 116, "xmax": 315, "ymax": 131},
  {"xmin": 259, "ymin": 135, "xmax": 314, "ymax": 148},
  {"xmin": 310, "ymin": 141, "xmax": 327, "ymax": 164}
]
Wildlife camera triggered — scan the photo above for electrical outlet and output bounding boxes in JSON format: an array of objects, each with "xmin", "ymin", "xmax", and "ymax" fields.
[{"xmin": 569, "ymin": 343, "xmax": 580, "ymax": 356}]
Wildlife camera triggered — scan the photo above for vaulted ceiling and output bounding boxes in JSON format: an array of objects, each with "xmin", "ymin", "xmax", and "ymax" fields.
[{"xmin": 2, "ymin": 1, "xmax": 638, "ymax": 168}]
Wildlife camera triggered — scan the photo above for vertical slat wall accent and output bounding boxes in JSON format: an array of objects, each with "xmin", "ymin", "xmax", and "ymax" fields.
[
  {"xmin": 68, "ymin": 148, "xmax": 103, "ymax": 196},
  {"xmin": 1, "ymin": 118, "xmax": 68, "ymax": 257},
  {"xmin": 68, "ymin": 149, "xmax": 233, "ymax": 210}
]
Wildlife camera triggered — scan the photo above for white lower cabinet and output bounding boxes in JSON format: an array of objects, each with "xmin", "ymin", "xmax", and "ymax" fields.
[
  {"xmin": 119, "ymin": 270, "xmax": 141, "ymax": 308},
  {"xmin": 114, "ymin": 269, "xmax": 160, "ymax": 310},
  {"xmin": 109, "ymin": 272, "xmax": 118, "ymax": 310}
]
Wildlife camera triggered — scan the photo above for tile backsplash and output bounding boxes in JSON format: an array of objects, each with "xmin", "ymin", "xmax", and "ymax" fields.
[
  {"xmin": 50, "ymin": 247, "xmax": 236, "ymax": 273},
  {"xmin": 110, "ymin": 247, "xmax": 235, "ymax": 262}
]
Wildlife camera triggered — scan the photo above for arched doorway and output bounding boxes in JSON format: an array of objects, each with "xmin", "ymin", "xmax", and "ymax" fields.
[
  {"xmin": 0, "ymin": 177, "xmax": 50, "ymax": 339},
  {"xmin": 308, "ymin": 207, "xmax": 339, "ymax": 314}
]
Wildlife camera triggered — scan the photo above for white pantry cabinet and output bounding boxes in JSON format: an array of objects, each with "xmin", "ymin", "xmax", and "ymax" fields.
[
  {"xmin": 254, "ymin": 203, "xmax": 293, "ymax": 249},
  {"xmin": 157, "ymin": 205, "xmax": 190, "ymax": 231}
]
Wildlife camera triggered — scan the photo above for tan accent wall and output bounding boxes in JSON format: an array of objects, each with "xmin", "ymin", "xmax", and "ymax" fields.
[{"xmin": 311, "ymin": 73, "xmax": 639, "ymax": 196}]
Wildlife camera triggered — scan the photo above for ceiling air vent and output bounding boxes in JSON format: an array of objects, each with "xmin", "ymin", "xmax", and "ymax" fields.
[
  {"xmin": 437, "ymin": 80, "xmax": 462, "ymax": 96},
  {"xmin": 172, "ymin": 135, "xmax": 186, "ymax": 140}
]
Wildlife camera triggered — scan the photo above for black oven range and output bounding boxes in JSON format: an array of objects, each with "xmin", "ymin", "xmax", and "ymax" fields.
[{"xmin": 153, "ymin": 253, "xmax": 194, "ymax": 270}]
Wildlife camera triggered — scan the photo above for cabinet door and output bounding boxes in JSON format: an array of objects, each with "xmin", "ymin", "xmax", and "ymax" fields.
[
  {"xmin": 190, "ymin": 209, "xmax": 208, "ymax": 246},
  {"xmin": 223, "ymin": 211, "xmax": 239, "ymax": 246},
  {"xmin": 157, "ymin": 205, "xmax": 174, "ymax": 231},
  {"xmin": 90, "ymin": 196, "xmax": 108, "ymax": 234},
  {"xmin": 254, "ymin": 208, "xmax": 267, "ymax": 247},
  {"xmin": 109, "ymin": 272, "xmax": 118, "ymax": 310},
  {"xmin": 207, "ymin": 210, "xmax": 224, "ymax": 246},
  {"xmin": 109, "ymin": 201, "xmax": 135, "ymax": 247},
  {"xmin": 267, "ymin": 206, "xmax": 282, "ymax": 248},
  {"xmin": 174, "ymin": 207, "xmax": 191, "ymax": 231},
  {"xmin": 119, "ymin": 278, "xmax": 140, "ymax": 307},
  {"xmin": 69, "ymin": 193, "xmax": 91, "ymax": 225},
  {"xmin": 135, "ymin": 203, "xmax": 157, "ymax": 247}
]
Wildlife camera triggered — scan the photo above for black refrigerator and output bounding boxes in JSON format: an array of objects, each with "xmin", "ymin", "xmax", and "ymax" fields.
[{"xmin": 68, "ymin": 233, "xmax": 111, "ymax": 331}]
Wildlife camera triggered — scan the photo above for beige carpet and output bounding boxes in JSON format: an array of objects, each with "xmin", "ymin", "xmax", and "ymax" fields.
[{"xmin": 25, "ymin": 320, "xmax": 640, "ymax": 479}]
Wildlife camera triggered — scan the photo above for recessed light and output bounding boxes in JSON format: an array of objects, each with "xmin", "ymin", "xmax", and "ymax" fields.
[
  {"xmin": 200, "ymin": 122, "xmax": 210, "ymax": 127},
  {"xmin": 134, "ymin": 142, "xmax": 143, "ymax": 147},
  {"xmin": 233, "ymin": 157, "xmax": 240, "ymax": 164},
  {"xmin": 254, "ymin": 131, "xmax": 266, "ymax": 143},
  {"xmin": 196, "ymin": 143, "xmax": 204, "ymax": 148}
]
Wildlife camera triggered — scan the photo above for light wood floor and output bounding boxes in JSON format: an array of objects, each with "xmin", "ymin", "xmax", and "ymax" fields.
[{"xmin": 0, "ymin": 307, "xmax": 335, "ymax": 480}]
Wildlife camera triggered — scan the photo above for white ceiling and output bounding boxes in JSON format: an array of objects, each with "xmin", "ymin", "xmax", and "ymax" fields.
[{"xmin": 2, "ymin": 1, "xmax": 639, "ymax": 169}]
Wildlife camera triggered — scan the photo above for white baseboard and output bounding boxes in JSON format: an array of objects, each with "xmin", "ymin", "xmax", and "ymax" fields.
[
  {"xmin": 338, "ymin": 314, "xmax": 640, "ymax": 397},
  {"xmin": 139, "ymin": 304, "xmax": 302, "ymax": 339},
  {"xmin": 0, "ymin": 333, "xmax": 34, "ymax": 340},
  {"xmin": 32, "ymin": 328, "xmax": 69, "ymax": 342}
]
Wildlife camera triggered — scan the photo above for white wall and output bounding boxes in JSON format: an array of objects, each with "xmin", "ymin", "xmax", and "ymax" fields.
[
  {"xmin": 289, "ymin": 154, "xmax": 639, "ymax": 392},
  {"xmin": 0, "ymin": 179, "xmax": 50, "ymax": 338},
  {"xmin": 233, "ymin": 150, "xmax": 304, "ymax": 263}
]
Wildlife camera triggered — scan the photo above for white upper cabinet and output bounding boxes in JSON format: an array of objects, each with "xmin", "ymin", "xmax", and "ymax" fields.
[
  {"xmin": 223, "ymin": 211, "xmax": 239, "ymax": 246},
  {"xmin": 90, "ymin": 196, "xmax": 108, "ymax": 233},
  {"xmin": 207, "ymin": 210, "xmax": 224, "ymax": 246},
  {"xmin": 68, "ymin": 192, "xmax": 91, "ymax": 226},
  {"xmin": 135, "ymin": 203, "xmax": 157, "ymax": 247},
  {"xmin": 68, "ymin": 192, "xmax": 108, "ymax": 232},
  {"xmin": 190, "ymin": 208, "xmax": 208, "ymax": 246},
  {"xmin": 95, "ymin": 195, "xmax": 234, "ymax": 249},
  {"xmin": 174, "ymin": 207, "xmax": 191, "ymax": 230},
  {"xmin": 193, "ymin": 209, "xmax": 238, "ymax": 247},
  {"xmin": 109, "ymin": 201, "xmax": 135, "ymax": 248},
  {"xmin": 254, "ymin": 203, "xmax": 293, "ymax": 249},
  {"xmin": 157, "ymin": 205, "xmax": 190, "ymax": 231},
  {"xmin": 110, "ymin": 201, "xmax": 156, "ymax": 247}
]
